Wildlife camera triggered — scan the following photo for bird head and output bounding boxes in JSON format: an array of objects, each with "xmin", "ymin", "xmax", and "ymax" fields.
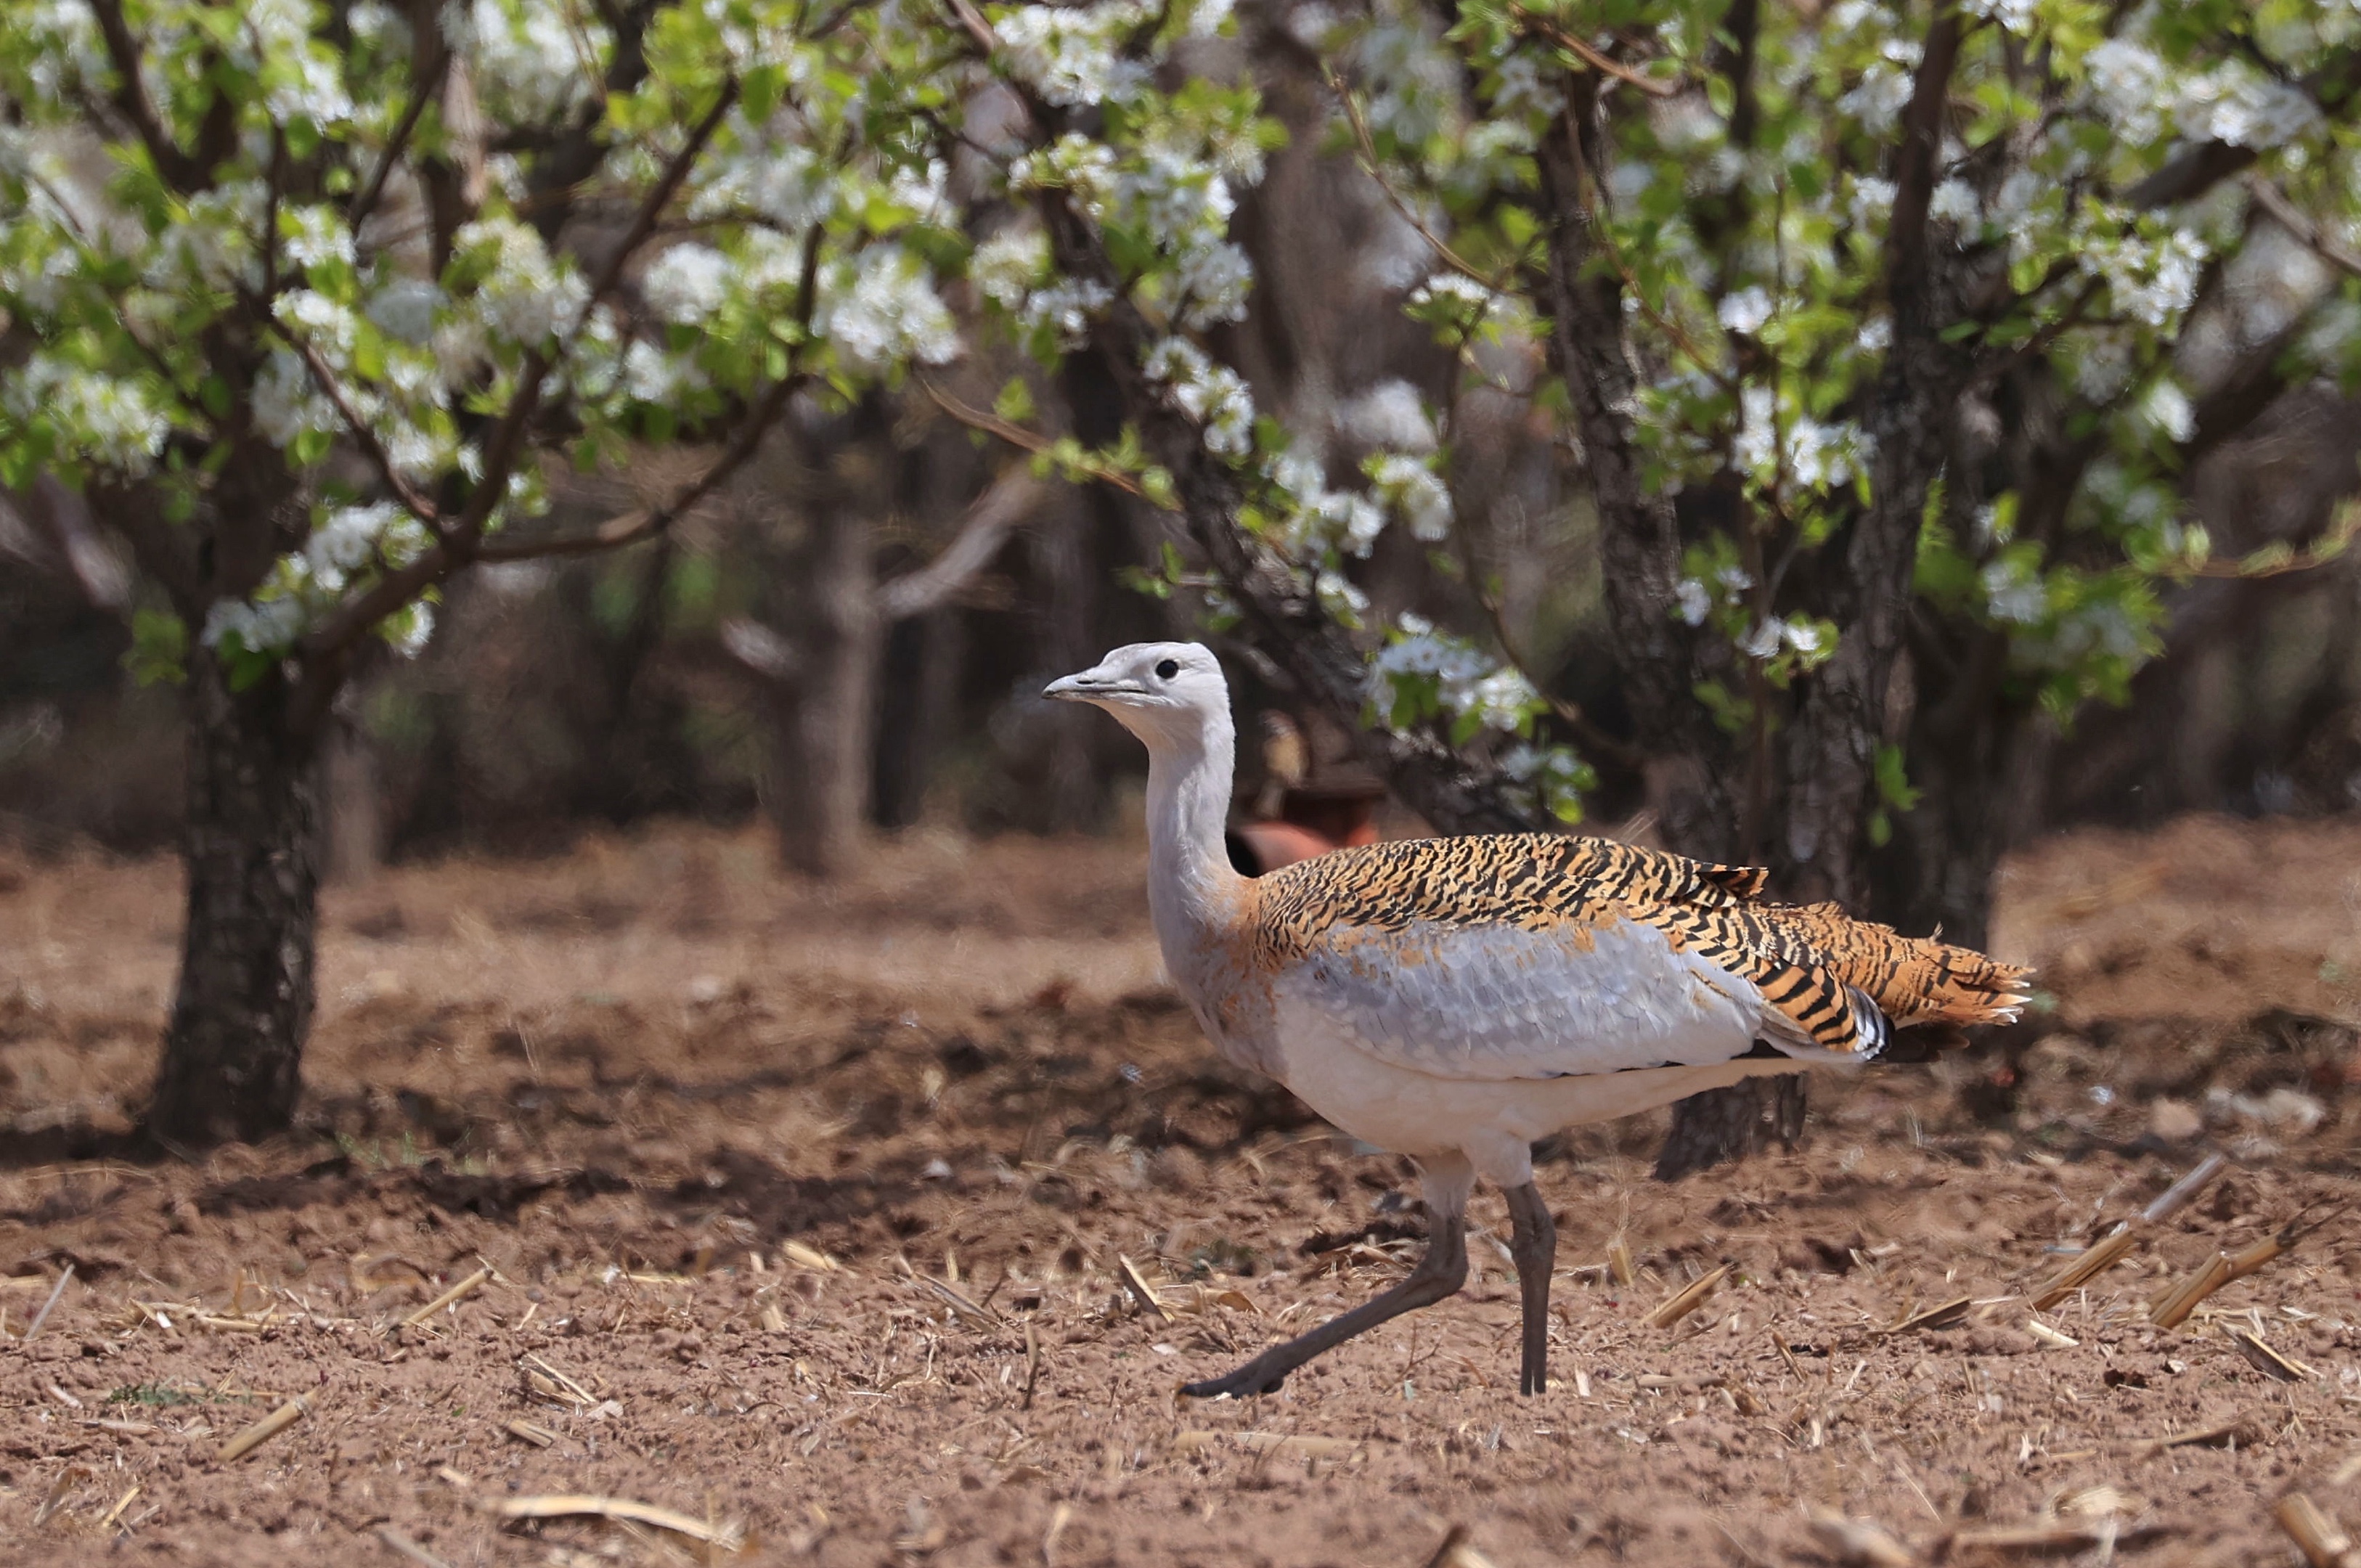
[{"xmin": 1044, "ymin": 642, "xmax": 1229, "ymax": 746}]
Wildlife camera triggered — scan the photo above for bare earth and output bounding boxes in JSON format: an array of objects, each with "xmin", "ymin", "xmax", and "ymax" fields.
[{"xmin": 3, "ymin": 813, "xmax": 2360, "ymax": 1567}]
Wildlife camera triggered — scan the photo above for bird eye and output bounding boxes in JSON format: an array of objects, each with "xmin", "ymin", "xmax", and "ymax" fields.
[{"xmin": 1154, "ymin": 658, "xmax": 1180, "ymax": 679}]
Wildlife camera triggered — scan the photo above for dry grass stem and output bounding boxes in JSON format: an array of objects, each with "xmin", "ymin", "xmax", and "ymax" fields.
[
  {"xmin": 497, "ymin": 1493, "xmax": 743, "ymax": 1548},
  {"xmin": 1883, "ymin": 1296, "xmax": 1971, "ymax": 1334},
  {"xmin": 2031, "ymin": 1225, "xmax": 2136, "ymax": 1310},
  {"xmin": 399, "ymin": 1266, "xmax": 491, "ymax": 1329},
  {"xmin": 2024, "ymin": 1320, "xmax": 2079, "ymax": 1349},
  {"xmin": 216, "ymin": 1395, "xmax": 311, "ymax": 1463},
  {"xmin": 1953, "ymin": 1519, "xmax": 2161, "ymax": 1551},
  {"xmin": 2141, "ymin": 1153, "xmax": 2229, "ymax": 1223},
  {"xmin": 2148, "ymin": 1252, "xmax": 2232, "ymax": 1329},
  {"xmin": 2225, "ymin": 1325, "xmax": 2315, "ymax": 1381},
  {"xmin": 1806, "ymin": 1508, "xmax": 1917, "ymax": 1567},
  {"xmin": 780, "ymin": 1240, "xmax": 839, "ymax": 1272},
  {"xmin": 375, "ymin": 1525, "xmax": 457, "ymax": 1568},
  {"xmin": 2136, "ymin": 1415, "xmax": 2248, "ymax": 1456},
  {"xmin": 505, "ymin": 1418, "xmax": 558, "ymax": 1447},
  {"xmin": 924, "ymin": 1275, "xmax": 1001, "ymax": 1328},
  {"xmin": 94, "ymin": 1484, "xmax": 141, "ymax": 1533},
  {"xmin": 1116, "ymin": 1254, "xmax": 1170, "ymax": 1322},
  {"xmin": 1644, "ymin": 1263, "xmax": 1730, "ymax": 1329},
  {"xmin": 1607, "ymin": 1238, "xmax": 1636, "ymax": 1288},
  {"xmin": 2278, "ymin": 1493, "xmax": 2361, "ymax": 1568},
  {"xmin": 22, "ymin": 1263, "xmax": 73, "ymax": 1340},
  {"xmin": 521, "ymin": 1353, "xmax": 599, "ymax": 1406}
]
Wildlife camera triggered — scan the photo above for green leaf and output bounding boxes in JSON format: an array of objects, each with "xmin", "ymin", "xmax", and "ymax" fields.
[{"xmin": 993, "ymin": 376, "xmax": 1037, "ymax": 424}]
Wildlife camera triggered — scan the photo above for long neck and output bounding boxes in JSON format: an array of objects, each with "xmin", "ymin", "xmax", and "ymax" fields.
[{"xmin": 1143, "ymin": 709, "xmax": 1241, "ymax": 936}]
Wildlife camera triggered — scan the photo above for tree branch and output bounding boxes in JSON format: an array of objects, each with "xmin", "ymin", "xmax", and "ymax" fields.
[
  {"xmin": 87, "ymin": 0, "xmax": 205, "ymax": 191},
  {"xmin": 2245, "ymin": 173, "xmax": 2361, "ymax": 279},
  {"xmin": 444, "ymin": 79, "xmax": 738, "ymax": 545},
  {"xmin": 264, "ymin": 318, "xmax": 446, "ymax": 532},
  {"xmin": 1506, "ymin": 7, "xmax": 1681, "ymax": 98},
  {"xmin": 1885, "ymin": 8, "xmax": 1963, "ymax": 329},
  {"xmin": 2124, "ymin": 50, "xmax": 2361, "ymax": 211},
  {"xmin": 1532, "ymin": 84, "xmax": 1733, "ymax": 854},
  {"xmin": 351, "ymin": 49, "xmax": 454, "ymax": 233},
  {"xmin": 468, "ymin": 364, "xmax": 810, "ymax": 565},
  {"xmin": 878, "ymin": 468, "xmax": 1042, "ymax": 620}
]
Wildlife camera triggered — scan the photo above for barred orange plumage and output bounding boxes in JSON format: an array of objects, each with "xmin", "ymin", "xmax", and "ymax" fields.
[{"xmin": 1245, "ymin": 834, "xmax": 2030, "ymax": 1055}]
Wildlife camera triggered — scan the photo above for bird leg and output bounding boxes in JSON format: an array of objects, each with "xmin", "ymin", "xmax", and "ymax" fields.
[
  {"xmin": 1504, "ymin": 1182, "xmax": 1556, "ymax": 1396},
  {"xmin": 1180, "ymin": 1204, "xmax": 1468, "ymax": 1399}
]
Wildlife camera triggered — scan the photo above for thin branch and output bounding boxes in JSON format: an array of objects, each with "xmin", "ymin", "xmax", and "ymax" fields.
[
  {"xmin": 468, "ymin": 368, "xmax": 809, "ymax": 563},
  {"xmin": 1967, "ymin": 278, "xmax": 2101, "ymax": 391},
  {"xmin": 918, "ymin": 378, "xmax": 1165, "ymax": 505},
  {"xmin": 877, "ymin": 468, "xmax": 1043, "ymax": 619},
  {"xmin": 260, "ymin": 125, "xmax": 286, "ymax": 304},
  {"xmin": 351, "ymin": 50, "xmax": 454, "ymax": 232},
  {"xmin": 2188, "ymin": 500, "xmax": 2361, "ymax": 579},
  {"xmin": 1884, "ymin": 9, "xmax": 1963, "ymax": 327},
  {"xmin": 2244, "ymin": 172, "xmax": 2361, "ymax": 280},
  {"xmin": 1328, "ymin": 70, "xmax": 1509, "ymax": 290},
  {"xmin": 86, "ymin": 0, "xmax": 203, "ymax": 191},
  {"xmin": 1506, "ymin": 7, "xmax": 1681, "ymax": 99},
  {"xmin": 264, "ymin": 318, "xmax": 446, "ymax": 531},
  {"xmin": 941, "ymin": 0, "xmax": 998, "ymax": 54},
  {"xmin": 445, "ymin": 79, "xmax": 739, "ymax": 544}
]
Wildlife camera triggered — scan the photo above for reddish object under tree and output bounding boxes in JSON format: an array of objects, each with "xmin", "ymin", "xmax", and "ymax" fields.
[{"xmin": 1226, "ymin": 780, "xmax": 1385, "ymax": 875}]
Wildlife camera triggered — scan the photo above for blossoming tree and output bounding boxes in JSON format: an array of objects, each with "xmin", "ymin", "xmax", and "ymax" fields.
[
  {"xmin": 0, "ymin": 0, "xmax": 964, "ymax": 1143},
  {"xmin": 8, "ymin": 0, "xmax": 2357, "ymax": 1165},
  {"xmin": 944, "ymin": 0, "xmax": 2361, "ymax": 1169}
]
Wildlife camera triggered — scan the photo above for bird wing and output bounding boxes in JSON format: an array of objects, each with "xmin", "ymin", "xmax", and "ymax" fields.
[
  {"xmin": 1271, "ymin": 913, "xmax": 1773, "ymax": 1082},
  {"xmin": 1250, "ymin": 835, "xmax": 2029, "ymax": 1079}
]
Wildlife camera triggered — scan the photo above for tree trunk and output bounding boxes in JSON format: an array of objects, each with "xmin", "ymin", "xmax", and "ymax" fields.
[
  {"xmin": 325, "ymin": 716, "xmax": 381, "ymax": 886},
  {"xmin": 1655, "ymin": 1075, "xmax": 1806, "ymax": 1182},
  {"xmin": 147, "ymin": 653, "xmax": 323, "ymax": 1148},
  {"xmin": 777, "ymin": 505, "xmax": 877, "ymax": 878}
]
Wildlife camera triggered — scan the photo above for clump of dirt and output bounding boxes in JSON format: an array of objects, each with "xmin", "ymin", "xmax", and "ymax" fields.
[{"xmin": 1, "ymin": 815, "xmax": 2359, "ymax": 1566}]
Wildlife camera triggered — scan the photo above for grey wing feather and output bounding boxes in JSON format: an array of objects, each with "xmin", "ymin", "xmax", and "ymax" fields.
[{"xmin": 1272, "ymin": 917, "xmax": 1771, "ymax": 1082}]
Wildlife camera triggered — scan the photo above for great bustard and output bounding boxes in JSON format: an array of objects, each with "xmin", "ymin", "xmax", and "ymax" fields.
[{"xmin": 1047, "ymin": 641, "xmax": 2031, "ymax": 1398}]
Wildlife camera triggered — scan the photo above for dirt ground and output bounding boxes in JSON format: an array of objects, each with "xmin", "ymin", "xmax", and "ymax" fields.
[{"xmin": 3, "ymin": 811, "xmax": 2360, "ymax": 1567}]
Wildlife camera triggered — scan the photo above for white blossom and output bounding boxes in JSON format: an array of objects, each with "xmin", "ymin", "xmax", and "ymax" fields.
[
  {"xmin": 1716, "ymin": 286, "xmax": 1773, "ymax": 335},
  {"xmin": 817, "ymin": 248, "xmax": 961, "ymax": 374},
  {"xmin": 1143, "ymin": 336, "xmax": 1255, "ymax": 458},
  {"xmin": 445, "ymin": 0, "xmax": 607, "ymax": 123},
  {"xmin": 1368, "ymin": 453, "xmax": 1452, "ymax": 541},
  {"xmin": 971, "ymin": 226, "xmax": 1049, "ymax": 310},
  {"xmin": 1336, "ymin": 380, "xmax": 1437, "ymax": 452},
  {"xmin": 1019, "ymin": 278, "xmax": 1114, "ymax": 350},
  {"xmin": 5, "ymin": 354, "xmax": 171, "ymax": 471},
  {"xmin": 995, "ymin": 0, "xmax": 1155, "ymax": 110},
  {"xmin": 1673, "ymin": 577, "xmax": 1711, "ymax": 625},
  {"xmin": 1982, "ymin": 558, "xmax": 2049, "ymax": 624},
  {"xmin": 202, "ymin": 594, "xmax": 306, "ymax": 653},
  {"xmin": 1928, "ymin": 179, "xmax": 1981, "ymax": 228},
  {"xmin": 2137, "ymin": 378, "xmax": 2195, "ymax": 444},
  {"xmin": 367, "ymin": 279, "xmax": 445, "ymax": 343},
  {"xmin": 643, "ymin": 243, "xmax": 732, "ymax": 325}
]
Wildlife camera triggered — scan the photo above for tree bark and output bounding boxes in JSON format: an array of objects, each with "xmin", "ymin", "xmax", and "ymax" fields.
[
  {"xmin": 147, "ymin": 652, "xmax": 323, "ymax": 1148},
  {"xmin": 776, "ymin": 503, "xmax": 878, "ymax": 878},
  {"xmin": 1653, "ymin": 1074, "xmax": 1806, "ymax": 1182}
]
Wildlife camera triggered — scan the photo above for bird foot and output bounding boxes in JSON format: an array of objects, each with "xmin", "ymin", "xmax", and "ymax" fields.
[{"xmin": 1180, "ymin": 1363, "xmax": 1289, "ymax": 1399}]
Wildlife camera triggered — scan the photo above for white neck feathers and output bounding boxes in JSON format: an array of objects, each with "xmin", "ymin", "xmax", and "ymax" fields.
[{"xmin": 1139, "ymin": 705, "xmax": 1243, "ymax": 941}]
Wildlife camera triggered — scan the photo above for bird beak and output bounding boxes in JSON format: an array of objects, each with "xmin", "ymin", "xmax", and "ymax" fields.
[{"xmin": 1044, "ymin": 666, "xmax": 1140, "ymax": 703}]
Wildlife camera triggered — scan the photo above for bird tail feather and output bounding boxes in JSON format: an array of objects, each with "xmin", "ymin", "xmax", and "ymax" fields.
[{"xmin": 1768, "ymin": 902, "xmax": 2033, "ymax": 1032}]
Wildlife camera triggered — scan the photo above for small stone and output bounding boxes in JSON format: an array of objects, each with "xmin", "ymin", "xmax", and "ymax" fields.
[{"xmin": 2150, "ymin": 1099, "xmax": 2202, "ymax": 1142}]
